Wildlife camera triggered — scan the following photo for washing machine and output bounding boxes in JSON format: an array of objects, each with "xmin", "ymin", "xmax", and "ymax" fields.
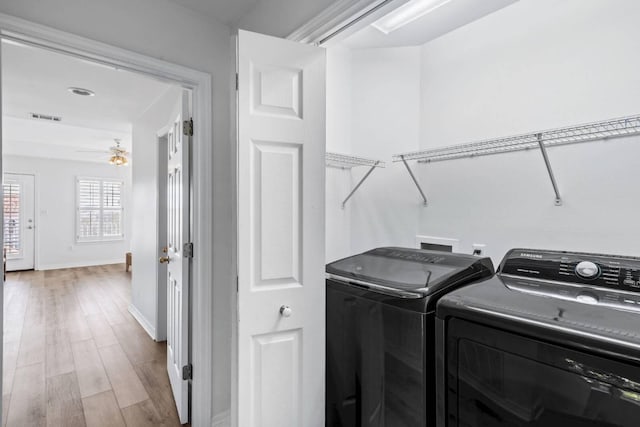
[
  {"xmin": 326, "ymin": 247, "xmax": 494, "ymax": 427},
  {"xmin": 436, "ymin": 248, "xmax": 640, "ymax": 427}
]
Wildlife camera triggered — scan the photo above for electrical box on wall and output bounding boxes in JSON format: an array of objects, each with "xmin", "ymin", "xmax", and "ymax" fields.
[{"xmin": 415, "ymin": 235, "xmax": 460, "ymax": 253}]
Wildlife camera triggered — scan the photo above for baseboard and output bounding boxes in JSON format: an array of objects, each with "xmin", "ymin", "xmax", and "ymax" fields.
[
  {"xmin": 211, "ymin": 410, "xmax": 231, "ymax": 427},
  {"xmin": 128, "ymin": 304, "xmax": 157, "ymax": 340},
  {"xmin": 37, "ymin": 259, "xmax": 124, "ymax": 271}
]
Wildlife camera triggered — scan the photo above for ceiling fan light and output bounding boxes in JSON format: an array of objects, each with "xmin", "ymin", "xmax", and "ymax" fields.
[
  {"xmin": 107, "ymin": 139, "xmax": 128, "ymax": 166},
  {"xmin": 109, "ymin": 154, "xmax": 128, "ymax": 166}
]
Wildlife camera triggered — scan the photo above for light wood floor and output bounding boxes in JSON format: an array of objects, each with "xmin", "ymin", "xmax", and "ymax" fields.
[{"xmin": 2, "ymin": 264, "xmax": 183, "ymax": 427}]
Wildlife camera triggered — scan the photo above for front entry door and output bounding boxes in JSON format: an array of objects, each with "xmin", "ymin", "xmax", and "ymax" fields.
[
  {"xmin": 161, "ymin": 90, "xmax": 191, "ymax": 424},
  {"xmin": 3, "ymin": 173, "xmax": 35, "ymax": 271},
  {"xmin": 237, "ymin": 30, "xmax": 326, "ymax": 426}
]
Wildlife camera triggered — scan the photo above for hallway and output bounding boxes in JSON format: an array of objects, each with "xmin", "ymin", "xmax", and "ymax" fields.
[{"xmin": 3, "ymin": 264, "xmax": 182, "ymax": 426}]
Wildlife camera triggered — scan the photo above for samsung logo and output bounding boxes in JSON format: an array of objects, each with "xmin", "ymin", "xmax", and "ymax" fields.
[{"xmin": 520, "ymin": 253, "xmax": 543, "ymax": 259}]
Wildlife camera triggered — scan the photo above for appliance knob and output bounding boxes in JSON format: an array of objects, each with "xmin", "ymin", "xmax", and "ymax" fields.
[{"xmin": 575, "ymin": 261, "xmax": 600, "ymax": 279}]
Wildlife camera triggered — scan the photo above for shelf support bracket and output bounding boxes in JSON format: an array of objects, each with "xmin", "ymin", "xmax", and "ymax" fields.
[
  {"xmin": 341, "ymin": 162, "xmax": 379, "ymax": 208},
  {"xmin": 536, "ymin": 133, "xmax": 562, "ymax": 206},
  {"xmin": 400, "ymin": 155, "xmax": 428, "ymax": 206}
]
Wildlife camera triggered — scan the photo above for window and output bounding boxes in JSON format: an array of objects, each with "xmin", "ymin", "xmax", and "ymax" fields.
[
  {"xmin": 76, "ymin": 178, "xmax": 124, "ymax": 242},
  {"xmin": 3, "ymin": 182, "xmax": 22, "ymax": 255}
]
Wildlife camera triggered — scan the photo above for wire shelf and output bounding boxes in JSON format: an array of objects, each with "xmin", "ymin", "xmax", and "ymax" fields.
[
  {"xmin": 393, "ymin": 114, "xmax": 640, "ymax": 163},
  {"xmin": 326, "ymin": 152, "xmax": 386, "ymax": 168},
  {"xmin": 325, "ymin": 152, "xmax": 385, "ymax": 208}
]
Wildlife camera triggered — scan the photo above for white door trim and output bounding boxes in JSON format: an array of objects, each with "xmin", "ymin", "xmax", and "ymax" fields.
[{"xmin": 0, "ymin": 13, "xmax": 213, "ymax": 426}]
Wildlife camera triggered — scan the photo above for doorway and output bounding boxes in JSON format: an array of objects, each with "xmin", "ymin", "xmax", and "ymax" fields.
[
  {"xmin": 3, "ymin": 173, "xmax": 35, "ymax": 271},
  {"xmin": 0, "ymin": 16, "xmax": 211, "ymax": 425}
]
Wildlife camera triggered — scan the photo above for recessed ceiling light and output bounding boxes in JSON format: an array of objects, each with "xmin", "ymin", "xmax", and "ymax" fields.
[
  {"xmin": 68, "ymin": 87, "xmax": 95, "ymax": 97},
  {"xmin": 372, "ymin": 0, "xmax": 453, "ymax": 34}
]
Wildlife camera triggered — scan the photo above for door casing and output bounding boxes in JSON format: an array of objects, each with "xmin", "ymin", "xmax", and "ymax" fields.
[{"xmin": 0, "ymin": 13, "xmax": 213, "ymax": 426}]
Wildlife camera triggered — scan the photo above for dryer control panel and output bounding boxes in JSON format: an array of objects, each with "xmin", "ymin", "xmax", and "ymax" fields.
[{"xmin": 499, "ymin": 248, "xmax": 640, "ymax": 294}]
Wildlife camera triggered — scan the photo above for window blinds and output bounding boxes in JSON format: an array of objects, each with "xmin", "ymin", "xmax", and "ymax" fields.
[
  {"xmin": 3, "ymin": 182, "xmax": 22, "ymax": 255},
  {"xmin": 77, "ymin": 178, "xmax": 124, "ymax": 241}
]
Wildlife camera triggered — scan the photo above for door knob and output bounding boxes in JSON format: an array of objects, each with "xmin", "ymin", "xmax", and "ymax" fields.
[
  {"xmin": 27, "ymin": 226, "xmax": 34, "ymax": 230},
  {"xmin": 279, "ymin": 305, "xmax": 292, "ymax": 318},
  {"xmin": 159, "ymin": 256, "xmax": 171, "ymax": 264}
]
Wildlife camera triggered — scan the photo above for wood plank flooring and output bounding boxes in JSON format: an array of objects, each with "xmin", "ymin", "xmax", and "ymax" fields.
[{"xmin": 3, "ymin": 264, "xmax": 183, "ymax": 427}]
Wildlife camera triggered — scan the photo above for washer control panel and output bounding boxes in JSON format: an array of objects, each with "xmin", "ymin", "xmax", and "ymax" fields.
[{"xmin": 499, "ymin": 248, "xmax": 640, "ymax": 293}]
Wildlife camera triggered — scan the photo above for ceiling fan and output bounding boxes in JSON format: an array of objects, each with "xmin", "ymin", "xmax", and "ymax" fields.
[{"xmin": 77, "ymin": 139, "xmax": 130, "ymax": 166}]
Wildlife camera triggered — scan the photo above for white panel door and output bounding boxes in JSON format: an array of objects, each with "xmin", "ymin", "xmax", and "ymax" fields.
[
  {"xmin": 163, "ymin": 90, "xmax": 191, "ymax": 424},
  {"xmin": 237, "ymin": 30, "xmax": 326, "ymax": 427},
  {"xmin": 4, "ymin": 173, "xmax": 35, "ymax": 271}
]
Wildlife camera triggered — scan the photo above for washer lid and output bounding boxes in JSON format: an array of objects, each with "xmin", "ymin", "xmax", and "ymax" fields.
[
  {"xmin": 326, "ymin": 247, "xmax": 494, "ymax": 297},
  {"xmin": 438, "ymin": 275, "xmax": 640, "ymax": 360}
]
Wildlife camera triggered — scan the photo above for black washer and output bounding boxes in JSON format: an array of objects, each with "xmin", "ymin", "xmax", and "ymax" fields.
[
  {"xmin": 326, "ymin": 247, "xmax": 494, "ymax": 426},
  {"xmin": 437, "ymin": 248, "xmax": 640, "ymax": 427}
]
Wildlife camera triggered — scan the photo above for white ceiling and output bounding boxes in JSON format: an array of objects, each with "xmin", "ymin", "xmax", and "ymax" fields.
[
  {"xmin": 168, "ymin": 0, "xmax": 260, "ymax": 25},
  {"xmin": 342, "ymin": 0, "xmax": 519, "ymax": 49},
  {"xmin": 2, "ymin": 40, "xmax": 172, "ymax": 163}
]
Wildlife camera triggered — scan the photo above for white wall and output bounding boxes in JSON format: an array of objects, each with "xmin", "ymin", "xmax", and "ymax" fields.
[
  {"xmin": 417, "ymin": 0, "xmax": 640, "ymax": 263},
  {"xmin": 0, "ymin": 2, "xmax": 233, "ymax": 424},
  {"xmin": 326, "ymin": 0, "xmax": 640, "ymax": 265},
  {"xmin": 325, "ymin": 46, "xmax": 422, "ymax": 261},
  {"xmin": 130, "ymin": 86, "xmax": 181, "ymax": 340},
  {"xmin": 348, "ymin": 47, "xmax": 422, "ymax": 256},
  {"xmin": 4, "ymin": 155, "xmax": 131, "ymax": 269},
  {"xmin": 325, "ymin": 46, "xmax": 354, "ymax": 262}
]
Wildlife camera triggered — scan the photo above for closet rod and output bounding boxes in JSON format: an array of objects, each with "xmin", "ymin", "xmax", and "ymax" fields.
[
  {"xmin": 392, "ymin": 114, "xmax": 640, "ymax": 163},
  {"xmin": 392, "ymin": 114, "xmax": 640, "ymax": 206}
]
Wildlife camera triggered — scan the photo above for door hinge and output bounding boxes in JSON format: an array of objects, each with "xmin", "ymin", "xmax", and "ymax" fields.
[
  {"xmin": 182, "ymin": 364, "xmax": 193, "ymax": 381},
  {"xmin": 183, "ymin": 242, "xmax": 194, "ymax": 258},
  {"xmin": 183, "ymin": 118, "xmax": 193, "ymax": 136},
  {"xmin": 235, "ymin": 73, "xmax": 238, "ymax": 91}
]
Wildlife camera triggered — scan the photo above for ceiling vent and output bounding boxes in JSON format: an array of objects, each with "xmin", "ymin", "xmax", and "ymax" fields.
[
  {"xmin": 68, "ymin": 87, "xmax": 95, "ymax": 97},
  {"xmin": 30, "ymin": 113, "xmax": 62, "ymax": 122}
]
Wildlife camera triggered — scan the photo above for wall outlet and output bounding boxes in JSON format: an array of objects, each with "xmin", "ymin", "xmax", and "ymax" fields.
[{"xmin": 472, "ymin": 243, "xmax": 486, "ymax": 256}]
